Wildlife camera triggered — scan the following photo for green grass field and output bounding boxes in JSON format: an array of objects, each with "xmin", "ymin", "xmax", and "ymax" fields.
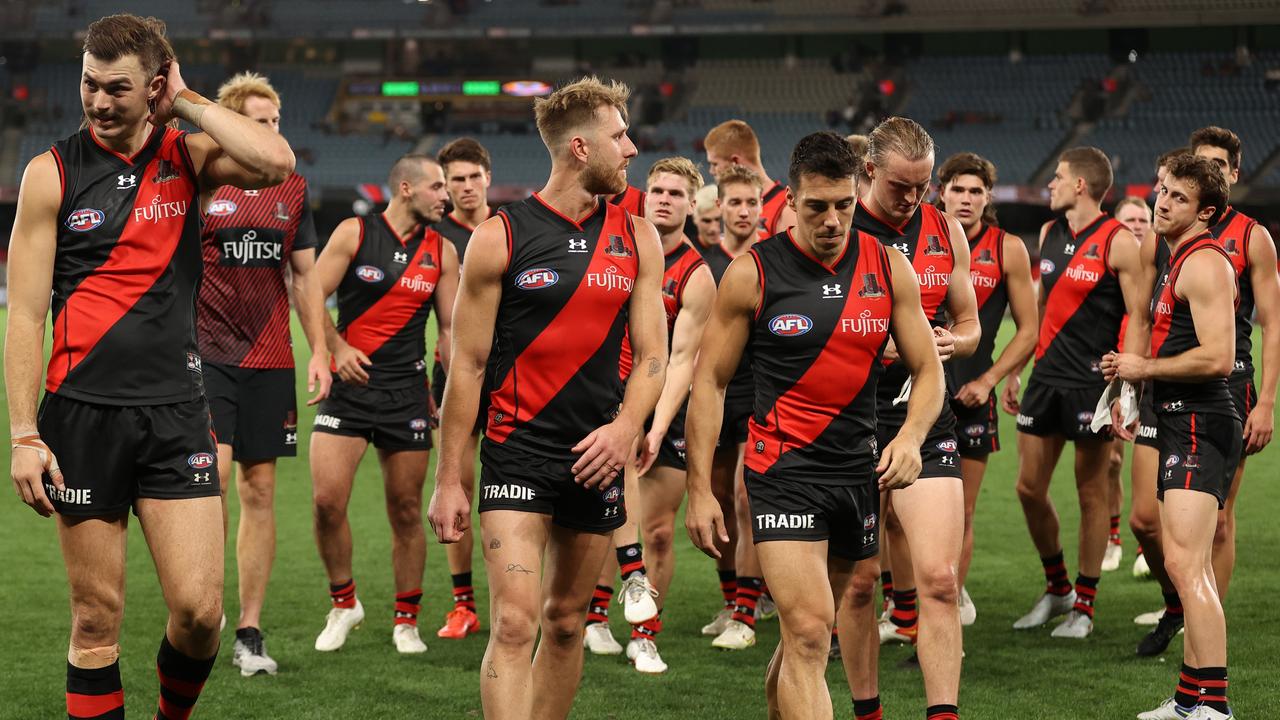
[{"xmin": 2, "ymin": 311, "xmax": 1278, "ymax": 719}]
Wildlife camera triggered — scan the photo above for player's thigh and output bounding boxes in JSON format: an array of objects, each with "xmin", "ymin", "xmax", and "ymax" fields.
[
  {"xmin": 1074, "ymin": 437, "xmax": 1114, "ymax": 490},
  {"xmin": 756, "ymin": 540, "xmax": 836, "ymax": 633},
  {"xmin": 481, "ymin": 510, "xmax": 551, "ymax": 638},
  {"xmin": 1016, "ymin": 431, "xmax": 1067, "ymax": 491},
  {"xmin": 58, "ymin": 514, "xmax": 129, "ymax": 635},
  {"xmin": 309, "ymin": 433, "xmax": 368, "ymax": 510},
  {"xmin": 376, "ymin": 447, "xmax": 431, "ymax": 504},
  {"xmin": 136, "ymin": 496, "xmax": 225, "ymax": 616},
  {"xmin": 892, "ymin": 477, "xmax": 963, "ymax": 566},
  {"xmin": 1130, "ymin": 443, "xmax": 1161, "ymax": 524},
  {"xmin": 638, "ymin": 464, "xmax": 686, "ymax": 534},
  {"xmin": 1159, "ymin": 490, "xmax": 1219, "ymax": 560},
  {"xmin": 542, "ymin": 524, "xmax": 616, "ymax": 622}
]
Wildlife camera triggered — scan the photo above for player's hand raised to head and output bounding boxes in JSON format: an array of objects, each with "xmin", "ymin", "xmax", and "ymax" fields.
[
  {"xmin": 11, "ymin": 434, "xmax": 62, "ymax": 518},
  {"xmin": 876, "ymin": 436, "xmax": 922, "ymax": 491},
  {"xmin": 685, "ymin": 489, "xmax": 728, "ymax": 559},
  {"xmin": 148, "ymin": 59, "xmax": 188, "ymax": 127},
  {"xmin": 427, "ymin": 480, "xmax": 471, "ymax": 544},
  {"xmin": 332, "ymin": 342, "xmax": 372, "ymax": 385},
  {"xmin": 571, "ymin": 419, "xmax": 639, "ymax": 489}
]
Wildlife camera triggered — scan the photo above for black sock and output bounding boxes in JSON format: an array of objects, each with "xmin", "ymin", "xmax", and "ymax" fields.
[
  {"xmin": 1162, "ymin": 591, "xmax": 1184, "ymax": 621},
  {"xmin": 1174, "ymin": 663, "xmax": 1199, "ymax": 708},
  {"xmin": 926, "ymin": 704, "xmax": 959, "ymax": 719},
  {"xmin": 853, "ymin": 695, "xmax": 882, "ymax": 720},
  {"xmin": 67, "ymin": 661, "xmax": 124, "ymax": 719},
  {"xmin": 1041, "ymin": 551, "xmax": 1071, "ymax": 595},
  {"xmin": 451, "ymin": 572, "xmax": 476, "ymax": 612},
  {"xmin": 717, "ymin": 569, "xmax": 737, "ymax": 609},
  {"xmin": 586, "ymin": 585, "xmax": 613, "ymax": 625},
  {"xmin": 732, "ymin": 577, "xmax": 762, "ymax": 628},
  {"xmin": 1072, "ymin": 574, "xmax": 1099, "ymax": 618},
  {"xmin": 617, "ymin": 543, "xmax": 646, "ymax": 580},
  {"xmin": 155, "ymin": 635, "xmax": 217, "ymax": 720},
  {"xmin": 1199, "ymin": 666, "xmax": 1229, "ymax": 713}
]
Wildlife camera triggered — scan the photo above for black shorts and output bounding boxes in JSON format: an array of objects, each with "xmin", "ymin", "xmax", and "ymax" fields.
[
  {"xmin": 432, "ymin": 358, "xmax": 487, "ymax": 436},
  {"xmin": 37, "ymin": 393, "xmax": 219, "ymax": 516},
  {"xmin": 1156, "ymin": 412, "xmax": 1242, "ymax": 508},
  {"xmin": 477, "ymin": 439, "xmax": 626, "ymax": 533},
  {"xmin": 1135, "ymin": 382, "xmax": 1160, "ymax": 449},
  {"xmin": 1229, "ymin": 374, "xmax": 1257, "ymax": 425},
  {"xmin": 205, "ymin": 362, "xmax": 298, "ymax": 462},
  {"xmin": 745, "ymin": 471, "xmax": 880, "ymax": 561},
  {"xmin": 952, "ymin": 394, "xmax": 1000, "ymax": 459},
  {"xmin": 876, "ymin": 408, "xmax": 961, "ymax": 479},
  {"xmin": 312, "ymin": 380, "xmax": 432, "ymax": 451},
  {"xmin": 1015, "ymin": 379, "xmax": 1110, "ymax": 442},
  {"xmin": 719, "ymin": 394, "xmax": 752, "ymax": 449},
  {"xmin": 650, "ymin": 410, "xmax": 688, "ymax": 471}
]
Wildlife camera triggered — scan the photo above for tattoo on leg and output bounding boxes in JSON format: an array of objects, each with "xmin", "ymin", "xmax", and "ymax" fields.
[
  {"xmin": 486, "ymin": 660, "xmax": 498, "ymax": 678},
  {"xmin": 647, "ymin": 358, "xmax": 661, "ymax": 377},
  {"xmin": 489, "ymin": 538, "xmax": 502, "ymax": 550},
  {"xmin": 506, "ymin": 564, "xmax": 534, "ymax": 574}
]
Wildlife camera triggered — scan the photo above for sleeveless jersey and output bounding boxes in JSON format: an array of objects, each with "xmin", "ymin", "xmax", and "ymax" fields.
[
  {"xmin": 1032, "ymin": 214, "xmax": 1126, "ymax": 388},
  {"xmin": 695, "ymin": 241, "xmax": 735, "ymax": 281},
  {"xmin": 745, "ymin": 230, "xmax": 893, "ymax": 483},
  {"xmin": 486, "ymin": 194, "xmax": 639, "ymax": 459},
  {"xmin": 1150, "ymin": 233, "xmax": 1236, "ymax": 416},
  {"xmin": 854, "ymin": 201, "xmax": 955, "ymax": 421},
  {"xmin": 434, "ymin": 208, "xmax": 496, "ymax": 265},
  {"xmin": 334, "ymin": 214, "xmax": 442, "ymax": 389},
  {"xmin": 759, "ymin": 181, "xmax": 790, "ymax": 238},
  {"xmin": 620, "ymin": 239, "xmax": 706, "ymax": 378},
  {"xmin": 950, "ymin": 224, "xmax": 1009, "ymax": 387},
  {"xmin": 197, "ymin": 173, "xmax": 316, "ymax": 368},
  {"xmin": 47, "ymin": 126, "xmax": 202, "ymax": 405},
  {"xmin": 1211, "ymin": 207, "xmax": 1260, "ymax": 378},
  {"xmin": 609, "ymin": 186, "xmax": 646, "ymax": 218},
  {"xmin": 696, "ymin": 239, "xmax": 755, "ymax": 408}
]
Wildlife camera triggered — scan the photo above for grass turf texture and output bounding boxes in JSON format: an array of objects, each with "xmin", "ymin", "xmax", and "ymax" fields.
[{"xmin": 2, "ymin": 311, "xmax": 1278, "ymax": 719}]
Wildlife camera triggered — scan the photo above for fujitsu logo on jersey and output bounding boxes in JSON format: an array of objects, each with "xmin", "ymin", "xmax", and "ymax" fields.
[
  {"xmin": 917, "ymin": 265, "xmax": 950, "ymax": 289},
  {"xmin": 133, "ymin": 194, "xmax": 189, "ymax": 224},
  {"xmin": 971, "ymin": 273, "xmax": 998, "ymax": 289},
  {"xmin": 1064, "ymin": 264, "xmax": 1101, "ymax": 283},
  {"xmin": 769, "ymin": 314, "xmax": 812, "ymax": 336},
  {"xmin": 840, "ymin": 309, "xmax": 889, "ymax": 336},
  {"xmin": 399, "ymin": 272, "xmax": 437, "ymax": 295},
  {"xmin": 586, "ymin": 265, "xmax": 633, "ymax": 293},
  {"xmin": 1154, "ymin": 299, "xmax": 1172, "ymax": 317},
  {"xmin": 222, "ymin": 229, "xmax": 282, "ymax": 264}
]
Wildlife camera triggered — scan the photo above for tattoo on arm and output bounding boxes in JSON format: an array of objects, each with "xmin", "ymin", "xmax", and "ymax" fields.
[
  {"xmin": 505, "ymin": 563, "xmax": 534, "ymax": 574},
  {"xmin": 489, "ymin": 538, "xmax": 501, "ymax": 550},
  {"xmin": 647, "ymin": 358, "xmax": 661, "ymax": 377}
]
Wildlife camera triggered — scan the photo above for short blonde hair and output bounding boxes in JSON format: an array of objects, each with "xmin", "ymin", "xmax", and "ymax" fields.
[
  {"xmin": 705, "ymin": 120, "xmax": 761, "ymax": 165},
  {"xmin": 533, "ymin": 76, "xmax": 630, "ymax": 154},
  {"xmin": 846, "ymin": 133, "xmax": 870, "ymax": 185},
  {"xmin": 695, "ymin": 184, "xmax": 718, "ymax": 211},
  {"xmin": 217, "ymin": 71, "xmax": 280, "ymax": 113},
  {"xmin": 867, "ymin": 116, "xmax": 934, "ymax": 167},
  {"xmin": 716, "ymin": 164, "xmax": 763, "ymax": 199},
  {"xmin": 647, "ymin": 156, "xmax": 704, "ymax": 196},
  {"xmin": 1114, "ymin": 195, "xmax": 1150, "ymax": 217}
]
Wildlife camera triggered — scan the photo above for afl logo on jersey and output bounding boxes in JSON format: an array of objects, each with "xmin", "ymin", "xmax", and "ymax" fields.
[
  {"xmin": 603, "ymin": 486, "xmax": 621, "ymax": 503},
  {"xmin": 187, "ymin": 453, "xmax": 215, "ymax": 469},
  {"xmin": 769, "ymin": 314, "xmax": 813, "ymax": 337},
  {"xmin": 356, "ymin": 265, "xmax": 385, "ymax": 283},
  {"xmin": 1039, "ymin": 258, "xmax": 1056, "ymax": 276},
  {"xmin": 516, "ymin": 268, "xmax": 559, "ymax": 290},
  {"xmin": 409, "ymin": 418, "xmax": 429, "ymax": 431},
  {"xmin": 207, "ymin": 199, "xmax": 237, "ymax": 217},
  {"xmin": 936, "ymin": 439, "xmax": 958, "ymax": 453},
  {"xmin": 66, "ymin": 208, "xmax": 105, "ymax": 232}
]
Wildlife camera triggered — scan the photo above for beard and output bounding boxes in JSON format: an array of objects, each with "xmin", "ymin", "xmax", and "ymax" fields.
[{"xmin": 582, "ymin": 157, "xmax": 627, "ymax": 196}]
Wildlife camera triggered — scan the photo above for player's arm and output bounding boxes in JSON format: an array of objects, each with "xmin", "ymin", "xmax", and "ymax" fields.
[
  {"xmin": 428, "ymin": 217, "xmax": 507, "ymax": 544},
  {"xmin": 637, "ymin": 264, "xmax": 715, "ymax": 475},
  {"xmin": 941, "ymin": 212, "xmax": 980, "ymax": 360},
  {"xmin": 954, "ymin": 233, "xmax": 1036, "ymax": 408},
  {"xmin": 433, "ymin": 238, "xmax": 461, "ymax": 376},
  {"xmin": 1001, "ymin": 221, "xmax": 1052, "ymax": 415},
  {"xmin": 289, "ymin": 247, "xmax": 331, "ymax": 405},
  {"xmin": 1243, "ymin": 224, "xmax": 1279, "ymax": 453},
  {"xmin": 313, "ymin": 218, "xmax": 369, "ymax": 384},
  {"xmin": 880, "ymin": 247, "xmax": 944, "ymax": 490},
  {"xmin": 1111, "ymin": 227, "xmax": 1151, "ymax": 359},
  {"xmin": 5, "ymin": 153, "xmax": 65, "ymax": 517},
  {"xmin": 572, "ymin": 218, "xmax": 668, "ymax": 487},
  {"xmin": 684, "ymin": 254, "xmax": 758, "ymax": 558},
  {"xmin": 154, "ymin": 61, "xmax": 294, "ymax": 191},
  {"xmin": 1110, "ymin": 250, "xmax": 1235, "ymax": 383}
]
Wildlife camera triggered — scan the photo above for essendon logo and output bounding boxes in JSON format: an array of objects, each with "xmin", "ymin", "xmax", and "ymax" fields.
[
  {"xmin": 66, "ymin": 208, "xmax": 105, "ymax": 232},
  {"xmin": 1082, "ymin": 243, "xmax": 1101, "ymax": 259},
  {"xmin": 207, "ymin": 199, "xmax": 237, "ymax": 217},
  {"xmin": 662, "ymin": 278, "xmax": 677, "ymax": 299},
  {"xmin": 356, "ymin": 265, "xmax": 385, "ymax": 282},
  {"xmin": 1223, "ymin": 237, "xmax": 1240, "ymax": 255},
  {"xmin": 419, "ymin": 252, "xmax": 436, "ymax": 268},
  {"xmin": 516, "ymin": 267, "xmax": 559, "ymax": 290},
  {"xmin": 974, "ymin": 248, "xmax": 996, "ymax": 265},
  {"xmin": 769, "ymin": 313, "xmax": 812, "ymax": 337},
  {"xmin": 859, "ymin": 273, "xmax": 885, "ymax": 298},
  {"xmin": 605, "ymin": 234, "xmax": 633, "ymax": 258},
  {"xmin": 153, "ymin": 158, "xmax": 180, "ymax": 184},
  {"xmin": 923, "ymin": 234, "xmax": 947, "ymax": 255}
]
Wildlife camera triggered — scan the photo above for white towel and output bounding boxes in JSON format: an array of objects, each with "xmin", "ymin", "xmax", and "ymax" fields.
[
  {"xmin": 1091, "ymin": 379, "xmax": 1139, "ymax": 433},
  {"xmin": 892, "ymin": 377, "xmax": 912, "ymax": 407}
]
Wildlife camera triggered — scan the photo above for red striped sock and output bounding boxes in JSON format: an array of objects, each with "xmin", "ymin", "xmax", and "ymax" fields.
[
  {"xmin": 630, "ymin": 614, "xmax": 663, "ymax": 640},
  {"xmin": 926, "ymin": 703, "xmax": 959, "ymax": 719},
  {"xmin": 881, "ymin": 571, "xmax": 894, "ymax": 611},
  {"xmin": 1041, "ymin": 552, "xmax": 1072, "ymax": 595},
  {"xmin": 586, "ymin": 585, "xmax": 613, "ymax": 625},
  {"xmin": 1072, "ymin": 575, "xmax": 1098, "ymax": 618},
  {"xmin": 329, "ymin": 578, "xmax": 356, "ymax": 609},
  {"xmin": 1199, "ymin": 666, "xmax": 1229, "ymax": 713},
  {"xmin": 451, "ymin": 572, "xmax": 476, "ymax": 612},
  {"xmin": 1162, "ymin": 591, "xmax": 1184, "ymax": 621},
  {"xmin": 1109, "ymin": 514, "xmax": 1121, "ymax": 544},
  {"xmin": 154, "ymin": 636, "xmax": 216, "ymax": 720},
  {"xmin": 394, "ymin": 588, "xmax": 423, "ymax": 626},
  {"xmin": 1174, "ymin": 664, "xmax": 1200, "ymax": 708},
  {"xmin": 853, "ymin": 695, "xmax": 882, "ymax": 720},
  {"xmin": 718, "ymin": 569, "xmax": 737, "ymax": 609},
  {"xmin": 67, "ymin": 661, "xmax": 124, "ymax": 719},
  {"xmin": 732, "ymin": 577, "xmax": 762, "ymax": 628},
  {"xmin": 617, "ymin": 543, "xmax": 646, "ymax": 580},
  {"xmin": 890, "ymin": 588, "xmax": 918, "ymax": 629}
]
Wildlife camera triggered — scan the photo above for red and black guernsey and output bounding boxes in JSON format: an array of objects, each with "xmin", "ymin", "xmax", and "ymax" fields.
[
  {"xmin": 759, "ymin": 180, "xmax": 790, "ymax": 237},
  {"xmin": 854, "ymin": 201, "xmax": 955, "ymax": 422},
  {"xmin": 1032, "ymin": 214, "xmax": 1126, "ymax": 388},
  {"xmin": 434, "ymin": 208, "xmax": 496, "ymax": 265},
  {"xmin": 950, "ymin": 224, "xmax": 1008, "ymax": 387},
  {"xmin": 745, "ymin": 230, "xmax": 893, "ymax": 483},
  {"xmin": 47, "ymin": 126, "xmax": 203, "ymax": 405},
  {"xmin": 620, "ymin": 238, "xmax": 706, "ymax": 378},
  {"xmin": 694, "ymin": 240, "xmax": 755, "ymax": 410},
  {"xmin": 1149, "ymin": 233, "xmax": 1236, "ymax": 416},
  {"xmin": 335, "ymin": 214, "xmax": 442, "ymax": 389},
  {"xmin": 609, "ymin": 186, "xmax": 646, "ymax": 217},
  {"xmin": 486, "ymin": 194, "xmax": 639, "ymax": 460},
  {"xmin": 197, "ymin": 173, "xmax": 316, "ymax": 369},
  {"xmin": 1211, "ymin": 207, "xmax": 1259, "ymax": 378}
]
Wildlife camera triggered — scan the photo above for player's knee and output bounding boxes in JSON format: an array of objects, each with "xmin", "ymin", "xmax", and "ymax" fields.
[
  {"xmin": 237, "ymin": 474, "xmax": 275, "ymax": 511},
  {"xmin": 386, "ymin": 496, "xmax": 424, "ymax": 534},
  {"xmin": 643, "ymin": 522, "xmax": 676, "ymax": 557},
  {"xmin": 490, "ymin": 604, "xmax": 538, "ymax": 648},
  {"xmin": 1015, "ymin": 477, "xmax": 1045, "ymax": 505},
  {"xmin": 170, "ymin": 595, "xmax": 223, "ymax": 639},
  {"xmin": 1129, "ymin": 509, "xmax": 1160, "ymax": 541},
  {"xmin": 916, "ymin": 563, "xmax": 959, "ymax": 606},
  {"xmin": 1161, "ymin": 549, "xmax": 1197, "ymax": 589},
  {"xmin": 69, "ymin": 598, "xmax": 124, "ymax": 647},
  {"xmin": 845, "ymin": 569, "xmax": 878, "ymax": 608},
  {"xmin": 312, "ymin": 492, "xmax": 347, "ymax": 529},
  {"xmin": 780, "ymin": 612, "xmax": 832, "ymax": 662},
  {"xmin": 1212, "ymin": 513, "xmax": 1233, "ymax": 548}
]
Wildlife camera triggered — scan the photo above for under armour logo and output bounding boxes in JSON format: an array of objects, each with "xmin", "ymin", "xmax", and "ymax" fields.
[
  {"xmin": 822, "ymin": 283, "xmax": 843, "ymax": 298},
  {"xmin": 117, "ymin": 174, "xmax": 136, "ymax": 189},
  {"xmin": 285, "ymin": 432, "xmax": 297, "ymax": 445},
  {"xmin": 568, "ymin": 237, "xmax": 588, "ymax": 253},
  {"xmin": 192, "ymin": 473, "xmax": 211, "ymax": 484},
  {"xmin": 393, "ymin": 251, "xmax": 408, "ymax": 264},
  {"xmin": 244, "ymin": 189, "xmax": 260, "ymax": 197},
  {"xmin": 412, "ymin": 432, "xmax": 425, "ymax": 441},
  {"xmin": 893, "ymin": 242, "xmax": 909, "ymax": 254},
  {"xmin": 1065, "ymin": 243, "xmax": 1076, "ymax": 256}
]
